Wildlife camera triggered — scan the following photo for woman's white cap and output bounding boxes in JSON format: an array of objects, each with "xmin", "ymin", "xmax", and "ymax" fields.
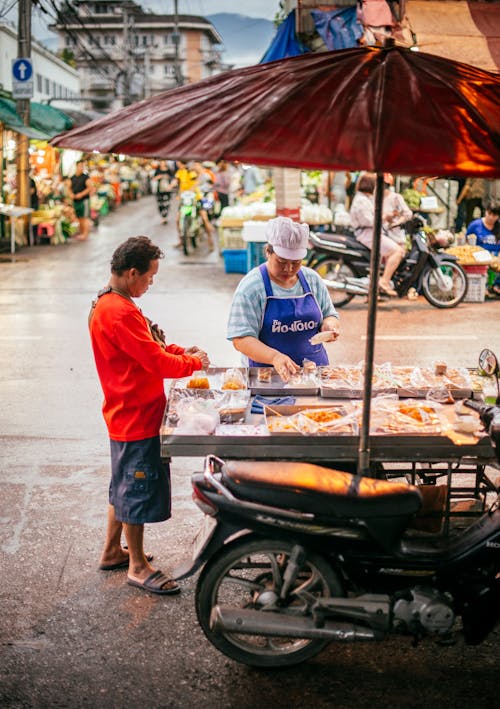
[{"xmin": 266, "ymin": 216, "xmax": 309, "ymax": 260}]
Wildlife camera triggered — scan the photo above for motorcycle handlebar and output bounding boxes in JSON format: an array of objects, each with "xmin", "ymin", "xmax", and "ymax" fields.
[{"xmin": 464, "ymin": 399, "xmax": 500, "ymax": 460}]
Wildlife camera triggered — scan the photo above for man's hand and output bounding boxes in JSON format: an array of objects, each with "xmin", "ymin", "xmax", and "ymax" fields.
[
  {"xmin": 195, "ymin": 350, "xmax": 210, "ymax": 370},
  {"xmin": 271, "ymin": 353, "xmax": 300, "ymax": 382}
]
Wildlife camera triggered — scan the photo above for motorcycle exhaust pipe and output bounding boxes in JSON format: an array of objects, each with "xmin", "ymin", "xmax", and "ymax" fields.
[
  {"xmin": 321, "ymin": 279, "xmax": 369, "ymax": 296},
  {"xmin": 210, "ymin": 606, "xmax": 379, "ymax": 642}
]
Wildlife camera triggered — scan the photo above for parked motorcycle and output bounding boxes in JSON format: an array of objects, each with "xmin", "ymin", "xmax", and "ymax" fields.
[
  {"xmin": 178, "ymin": 190, "xmax": 200, "ymax": 256},
  {"xmin": 305, "ymin": 218, "xmax": 467, "ymax": 308},
  {"xmin": 175, "ymin": 351, "xmax": 500, "ymax": 668}
]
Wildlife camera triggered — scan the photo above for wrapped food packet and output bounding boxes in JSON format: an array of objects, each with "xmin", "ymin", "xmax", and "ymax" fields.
[
  {"xmin": 187, "ymin": 371, "xmax": 210, "ymax": 389},
  {"xmin": 175, "ymin": 399, "xmax": 219, "ymax": 434},
  {"xmin": 221, "ymin": 368, "xmax": 246, "ymax": 390}
]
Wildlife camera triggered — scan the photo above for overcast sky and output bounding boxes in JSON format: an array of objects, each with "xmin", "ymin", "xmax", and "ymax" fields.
[{"xmin": 0, "ymin": 1, "xmax": 280, "ymax": 42}]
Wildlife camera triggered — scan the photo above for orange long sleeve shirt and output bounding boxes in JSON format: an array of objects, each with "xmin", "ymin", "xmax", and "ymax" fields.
[{"xmin": 90, "ymin": 292, "xmax": 203, "ymax": 441}]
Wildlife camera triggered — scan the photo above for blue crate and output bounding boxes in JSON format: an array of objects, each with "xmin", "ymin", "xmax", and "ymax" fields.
[
  {"xmin": 222, "ymin": 249, "xmax": 248, "ymax": 274},
  {"xmin": 247, "ymin": 241, "xmax": 267, "ymax": 271}
]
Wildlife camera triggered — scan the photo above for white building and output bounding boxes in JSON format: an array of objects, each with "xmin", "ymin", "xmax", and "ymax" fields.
[
  {"xmin": 0, "ymin": 21, "xmax": 80, "ymax": 110},
  {"xmin": 51, "ymin": 0, "xmax": 226, "ymax": 111}
]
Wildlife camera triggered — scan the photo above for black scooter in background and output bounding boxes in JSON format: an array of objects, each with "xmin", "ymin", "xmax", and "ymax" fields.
[
  {"xmin": 305, "ymin": 217, "xmax": 467, "ymax": 309},
  {"xmin": 174, "ymin": 351, "xmax": 500, "ymax": 668}
]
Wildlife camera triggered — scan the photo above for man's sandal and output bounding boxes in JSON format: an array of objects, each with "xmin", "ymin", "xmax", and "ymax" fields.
[{"xmin": 127, "ymin": 570, "xmax": 181, "ymax": 595}]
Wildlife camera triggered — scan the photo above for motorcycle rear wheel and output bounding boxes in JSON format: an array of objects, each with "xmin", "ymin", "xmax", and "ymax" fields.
[
  {"xmin": 196, "ymin": 537, "xmax": 342, "ymax": 668},
  {"xmin": 312, "ymin": 257, "xmax": 357, "ymax": 307},
  {"xmin": 421, "ymin": 261, "xmax": 467, "ymax": 308}
]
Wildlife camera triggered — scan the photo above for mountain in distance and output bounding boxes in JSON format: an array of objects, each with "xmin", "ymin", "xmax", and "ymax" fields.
[{"xmin": 207, "ymin": 13, "xmax": 275, "ymax": 68}]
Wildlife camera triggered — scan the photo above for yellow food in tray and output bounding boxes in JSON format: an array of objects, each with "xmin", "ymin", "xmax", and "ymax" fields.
[{"xmin": 266, "ymin": 406, "xmax": 355, "ymax": 435}]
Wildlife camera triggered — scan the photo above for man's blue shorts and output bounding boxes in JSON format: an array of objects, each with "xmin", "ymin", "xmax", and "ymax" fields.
[{"xmin": 109, "ymin": 436, "xmax": 171, "ymax": 524}]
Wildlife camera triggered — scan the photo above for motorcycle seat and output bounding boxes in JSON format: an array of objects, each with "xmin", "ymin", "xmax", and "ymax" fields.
[
  {"xmin": 310, "ymin": 231, "xmax": 370, "ymax": 254},
  {"xmin": 223, "ymin": 460, "xmax": 422, "ymax": 520}
]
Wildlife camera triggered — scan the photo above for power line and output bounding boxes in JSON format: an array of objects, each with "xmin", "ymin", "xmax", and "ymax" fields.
[{"xmin": 43, "ymin": 0, "xmax": 125, "ymax": 76}]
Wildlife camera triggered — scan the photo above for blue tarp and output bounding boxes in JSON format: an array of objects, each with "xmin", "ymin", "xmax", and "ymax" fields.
[
  {"xmin": 311, "ymin": 7, "xmax": 363, "ymax": 51},
  {"xmin": 260, "ymin": 10, "xmax": 309, "ymax": 64}
]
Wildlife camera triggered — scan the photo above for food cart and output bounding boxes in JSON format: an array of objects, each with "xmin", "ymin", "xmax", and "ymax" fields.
[{"xmin": 160, "ymin": 363, "xmax": 499, "ymax": 536}]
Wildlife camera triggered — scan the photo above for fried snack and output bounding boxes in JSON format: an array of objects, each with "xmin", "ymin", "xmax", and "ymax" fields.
[
  {"xmin": 257, "ymin": 367, "xmax": 273, "ymax": 383},
  {"xmin": 434, "ymin": 361, "xmax": 447, "ymax": 376},
  {"xmin": 267, "ymin": 417, "xmax": 298, "ymax": 433},
  {"xmin": 309, "ymin": 331, "xmax": 336, "ymax": 345},
  {"xmin": 301, "ymin": 408, "xmax": 342, "ymax": 423},
  {"xmin": 398, "ymin": 403, "xmax": 437, "ymax": 422},
  {"xmin": 187, "ymin": 376, "xmax": 210, "ymax": 389},
  {"xmin": 221, "ymin": 367, "xmax": 246, "ymax": 390}
]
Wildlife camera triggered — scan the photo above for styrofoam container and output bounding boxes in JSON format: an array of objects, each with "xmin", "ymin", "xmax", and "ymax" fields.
[{"xmin": 242, "ymin": 220, "xmax": 269, "ymax": 242}]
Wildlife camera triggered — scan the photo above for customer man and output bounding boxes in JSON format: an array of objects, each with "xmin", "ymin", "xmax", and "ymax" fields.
[
  {"xmin": 89, "ymin": 236, "xmax": 210, "ymax": 595},
  {"xmin": 69, "ymin": 160, "xmax": 93, "ymax": 240}
]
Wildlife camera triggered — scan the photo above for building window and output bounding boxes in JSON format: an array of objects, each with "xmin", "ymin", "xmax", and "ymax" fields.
[
  {"xmin": 36, "ymin": 74, "xmax": 42, "ymax": 92},
  {"xmin": 44, "ymin": 77, "xmax": 50, "ymax": 93}
]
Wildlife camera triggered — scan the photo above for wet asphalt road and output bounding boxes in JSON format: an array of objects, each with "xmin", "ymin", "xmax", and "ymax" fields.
[{"xmin": 0, "ymin": 195, "xmax": 499, "ymax": 708}]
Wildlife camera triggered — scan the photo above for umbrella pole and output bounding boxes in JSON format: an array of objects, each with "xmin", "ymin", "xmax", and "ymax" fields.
[{"xmin": 358, "ymin": 173, "xmax": 384, "ymax": 476}]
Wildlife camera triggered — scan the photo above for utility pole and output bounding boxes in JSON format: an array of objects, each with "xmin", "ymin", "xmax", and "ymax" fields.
[
  {"xmin": 122, "ymin": 3, "xmax": 135, "ymax": 105},
  {"xmin": 173, "ymin": 0, "xmax": 183, "ymax": 86},
  {"xmin": 16, "ymin": 0, "xmax": 31, "ymax": 227}
]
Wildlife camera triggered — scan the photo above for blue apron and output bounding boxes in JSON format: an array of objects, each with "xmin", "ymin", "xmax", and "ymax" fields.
[{"xmin": 249, "ymin": 264, "xmax": 329, "ymax": 367}]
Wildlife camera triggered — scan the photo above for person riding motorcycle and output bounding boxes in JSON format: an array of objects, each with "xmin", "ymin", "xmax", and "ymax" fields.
[
  {"xmin": 173, "ymin": 161, "xmax": 215, "ymax": 252},
  {"xmin": 349, "ymin": 172, "xmax": 405, "ymax": 297},
  {"xmin": 382, "ymin": 173, "xmax": 413, "ymax": 248}
]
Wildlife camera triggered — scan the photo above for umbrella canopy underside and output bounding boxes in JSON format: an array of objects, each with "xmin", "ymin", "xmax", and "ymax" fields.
[{"xmin": 51, "ymin": 46, "xmax": 500, "ymax": 178}]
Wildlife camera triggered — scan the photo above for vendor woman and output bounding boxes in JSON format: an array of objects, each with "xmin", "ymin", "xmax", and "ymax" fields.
[{"xmin": 227, "ymin": 216, "xmax": 340, "ymax": 381}]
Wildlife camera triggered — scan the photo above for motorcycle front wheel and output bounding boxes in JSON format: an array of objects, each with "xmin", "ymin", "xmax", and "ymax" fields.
[
  {"xmin": 182, "ymin": 214, "xmax": 193, "ymax": 256},
  {"xmin": 312, "ymin": 257, "xmax": 357, "ymax": 307},
  {"xmin": 421, "ymin": 260, "xmax": 467, "ymax": 308},
  {"xmin": 196, "ymin": 537, "xmax": 342, "ymax": 668}
]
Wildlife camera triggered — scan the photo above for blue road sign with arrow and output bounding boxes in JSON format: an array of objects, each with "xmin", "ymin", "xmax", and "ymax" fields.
[{"xmin": 12, "ymin": 57, "xmax": 34, "ymax": 98}]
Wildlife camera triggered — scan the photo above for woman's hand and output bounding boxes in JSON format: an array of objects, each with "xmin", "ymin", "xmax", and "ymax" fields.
[
  {"xmin": 271, "ymin": 353, "xmax": 300, "ymax": 382},
  {"xmin": 321, "ymin": 319, "xmax": 340, "ymax": 341}
]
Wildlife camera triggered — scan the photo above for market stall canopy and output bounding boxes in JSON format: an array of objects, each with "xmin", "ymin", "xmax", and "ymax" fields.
[
  {"xmin": 56, "ymin": 107, "xmax": 106, "ymax": 128},
  {"xmin": 0, "ymin": 98, "xmax": 74, "ymax": 140},
  {"xmin": 51, "ymin": 44, "xmax": 500, "ymax": 177},
  {"xmin": 0, "ymin": 98, "xmax": 49, "ymax": 139},
  {"xmin": 406, "ymin": 0, "xmax": 500, "ymax": 74}
]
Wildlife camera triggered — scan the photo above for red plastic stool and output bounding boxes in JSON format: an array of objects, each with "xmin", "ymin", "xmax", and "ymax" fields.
[{"xmin": 36, "ymin": 222, "xmax": 55, "ymax": 244}]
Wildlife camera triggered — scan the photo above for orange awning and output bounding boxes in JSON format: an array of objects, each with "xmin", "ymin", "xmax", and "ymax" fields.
[{"xmin": 405, "ymin": 0, "xmax": 500, "ymax": 73}]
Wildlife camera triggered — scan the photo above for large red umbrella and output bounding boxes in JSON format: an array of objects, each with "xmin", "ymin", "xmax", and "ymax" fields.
[
  {"xmin": 52, "ymin": 45, "xmax": 500, "ymax": 474},
  {"xmin": 52, "ymin": 44, "xmax": 500, "ymax": 176}
]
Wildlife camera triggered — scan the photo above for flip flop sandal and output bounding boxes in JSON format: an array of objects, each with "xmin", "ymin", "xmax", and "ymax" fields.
[
  {"xmin": 378, "ymin": 283, "xmax": 398, "ymax": 297},
  {"xmin": 99, "ymin": 552, "xmax": 154, "ymax": 571},
  {"xmin": 127, "ymin": 570, "xmax": 181, "ymax": 595}
]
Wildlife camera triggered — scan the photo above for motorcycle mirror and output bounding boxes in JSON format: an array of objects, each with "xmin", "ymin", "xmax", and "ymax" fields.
[
  {"xmin": 478, "ymin": 348, "xmax": 499, "ymax": 377},
  {"xmin": 478, "ymin": 348, "xmax": 500, "ymax": 403}
]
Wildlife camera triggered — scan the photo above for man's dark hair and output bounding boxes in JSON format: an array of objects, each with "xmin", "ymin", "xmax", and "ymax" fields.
[
  {"xmin": 486, "ymin": 202, "xmax": 500, "ymax": 217},
  {"xmin": 111, "ymin": 236, "xmax": 164, "ymax": 275}
]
